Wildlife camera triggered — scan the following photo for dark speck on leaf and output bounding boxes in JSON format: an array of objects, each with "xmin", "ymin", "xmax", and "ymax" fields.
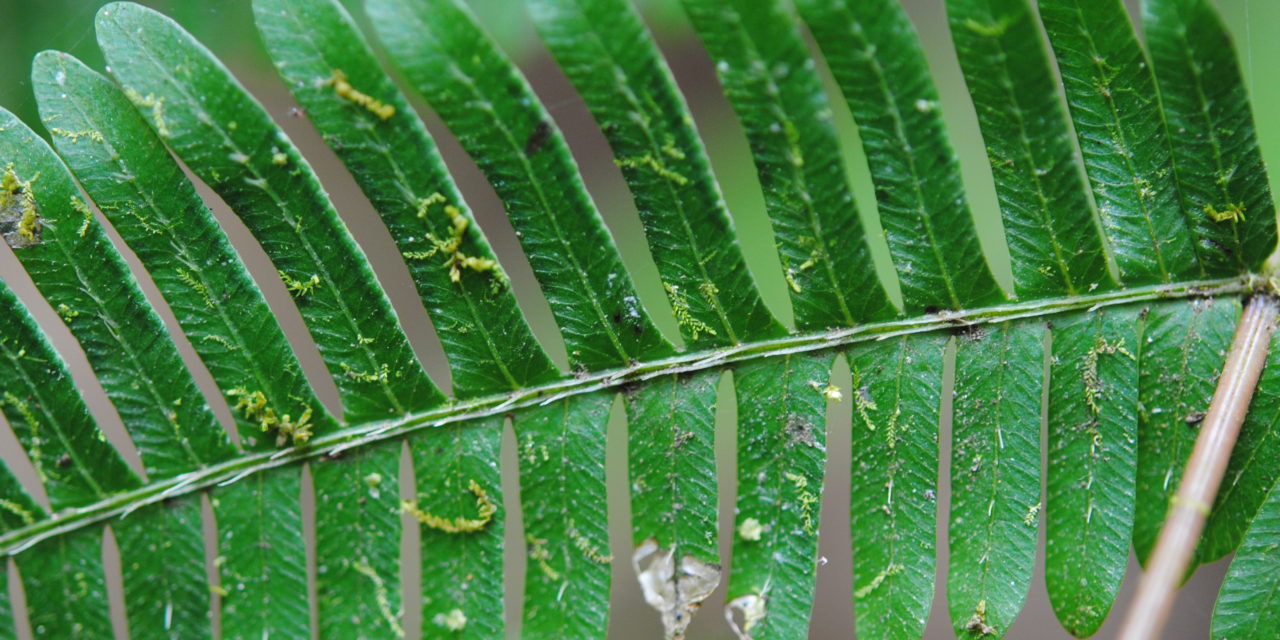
[
  {"xmin": 524, "ymin": 120, "xmax": 552, "ymax": 156},
  {"xmin": 955, "ymin": 324, "xmax": 986, "ymax": 341},
  {"xmin": 785, "ymin": 415, "xmax": 816, "ymax": 448}
]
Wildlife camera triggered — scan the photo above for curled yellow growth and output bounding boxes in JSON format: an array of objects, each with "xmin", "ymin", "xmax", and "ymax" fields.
[
  {"xmin": 1, "ymin": 165, "xmax": 40, "ymax": 245},
  {"xmin": 403, "ymin": 479, "xmax": 496, "ymax": 533},
  {"xmin": 328, "ymin": 69, "xmax": 395, "ymax": 121},
  {"xmin": 228, "ymin": 388, "xmax": 314, "ymax": 447},
  {"xmin": 403, "ymin": 194, "xmax": 497, "ymax": 282}
]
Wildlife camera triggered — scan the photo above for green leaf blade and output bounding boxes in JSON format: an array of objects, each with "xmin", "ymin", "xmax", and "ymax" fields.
[
  {"xmin": 18, "ymin": 529, "xmax": 111, "ymax": 639},
  {"xmin": 625, "ymin": 371, "xmax": 721, "ymax": 637},
  {"xmin": 1202, "ymin": 328, "xmax": 1280, "ymax": 563},
  {"xmin": 1212, "ymin": 479, "xmax": 1280, "ymax": 639},
  {"xmin": 1132, "ymin": 298, "xmax": 1236, "ymax": 564},
  {"xmin": 1038, "ymin": 0, "xmax": 1201, "ymax": 285},
  {"xmin": 366, "ymin": 0, "xmax": 673, "ymax": 369},
  {"xmin": 726, "ymin": 352, "xmax": 833, "ymax": 639},
  {"xmin": 0, "ymin": 568, "xmax": 13, "ymax": 640},
  {"xmin": 0, "ymin": 280, "xmax": 138, "ymax": 508},
  {"xmin": 529, "ymin": 0, "xmax": 783, "ymax": 347},
  {"xmin": 515, "ymin": 392, "xmax": 614, "ymax": 638},
  {"xmin": 0, "ymin": 107, "xmax": 231, "ymax": 480},
  {"xmin": 944, "ymin": 0, "xmax": 1114, "ymax": 298},
  {"xmin": 32, "ymin": 50, "xmax": 336, "ymax": 450},
  {"xmin": 252, "ymin": 0, "xmax": 560, "ymax": 397},
  {"xmin": 412, "ymin": 418, "xmax": 505, "ymax": 640},
  {"xmin": 314, "ymin": 443, "xmax": 402, "ymax": 638},
  {"xmin": 96, "ymin": 1, "xmax": 443, "ymax": 422},
  {"xmin": 847, "ymin": 334, "xmax": 946, "ymax": 639},
  {"xmin": 677, "ymin": 0, "xmax": 896, "ymax": 328},
  {"xmin": 115, "ymin": 498, "xmax": 211, "ymax": 640},
  {"xmin": 214, "ymin": 468, "xmax": 309, "ymax": 639},
  {"xmin": 0, "ymin": 460, "xmax": 42, "ymax": 534},
  {"xmin": 1045, "ymin": 306, "xmax": 1140, "ymax": 637},
  {"xmin": 0, "ymin": 4, "xmax": 1273, "ymax": 638},
  {"xmin": 798, "ymin": 0, "xmax": 1005, "ymax": 311},
  {"xmin": 949, "ymin": 321, "xmax": 1045, "ymax": 639},
  {"xmin": 1143, "ymin": 0, "xmax": 1278, "ymax": 275}
]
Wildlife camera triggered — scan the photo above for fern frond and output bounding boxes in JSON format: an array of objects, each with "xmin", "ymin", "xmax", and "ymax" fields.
[{"xmin": 0, "ymin": 0, "xmax": 1275, "ymax": 638}]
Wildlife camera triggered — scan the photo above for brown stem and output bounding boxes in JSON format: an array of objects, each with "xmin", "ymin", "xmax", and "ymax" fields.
[{"xmin": 1117, "ymin": 294, "xmax": 1279, "ymax": 640}]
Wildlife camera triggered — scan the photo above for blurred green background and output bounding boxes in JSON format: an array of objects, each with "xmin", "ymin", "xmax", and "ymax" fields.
[{"xmin": 0, "ymin": 0, "xmax": 1274, "ymax": 638}]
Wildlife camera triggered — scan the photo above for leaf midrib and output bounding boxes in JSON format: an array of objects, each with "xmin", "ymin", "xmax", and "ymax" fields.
[
  {"xmin": 975, "ymin": 322, "xmax": 1013, "ymax": 614},
  {"xmin": 754, "ymin": 352, "xmax": 795, "ymax": 619},
  {"xmin": 875, "ymin": 337, "xmax": 910, "ymax": 606},
  {"xmin": 0, "ymin": 274, "xmax": 1248, "ymax": 556}
]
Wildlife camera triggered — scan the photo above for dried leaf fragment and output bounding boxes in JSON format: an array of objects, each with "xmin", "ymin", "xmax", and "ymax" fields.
[
  {"xmin": 633, "ymin": 540, "xmax": 721, "ymax": 640},
  {"xmin": 724, "ymin": 593, "xmax": 767, "ymax": 640}
]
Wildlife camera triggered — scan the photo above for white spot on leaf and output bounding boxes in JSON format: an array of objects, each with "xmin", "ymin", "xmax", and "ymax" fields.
[
  {"xmin": 432, "ymin": 608, "xmax": 467, "ymax": 631},
  {"xmin": 737, "ymin": 517, "xmax": 763, "ymax": 541}
]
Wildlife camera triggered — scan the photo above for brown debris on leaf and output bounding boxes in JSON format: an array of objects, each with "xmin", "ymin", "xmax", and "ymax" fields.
[{"xmin": 964, "ymin": 599, "xmax": 997, "ymax": 636}]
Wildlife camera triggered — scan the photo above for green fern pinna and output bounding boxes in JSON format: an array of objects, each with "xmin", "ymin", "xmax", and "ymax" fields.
[{"xmin": 0, "ymin": 0, "xmax": 1277, "ymax": 637}]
